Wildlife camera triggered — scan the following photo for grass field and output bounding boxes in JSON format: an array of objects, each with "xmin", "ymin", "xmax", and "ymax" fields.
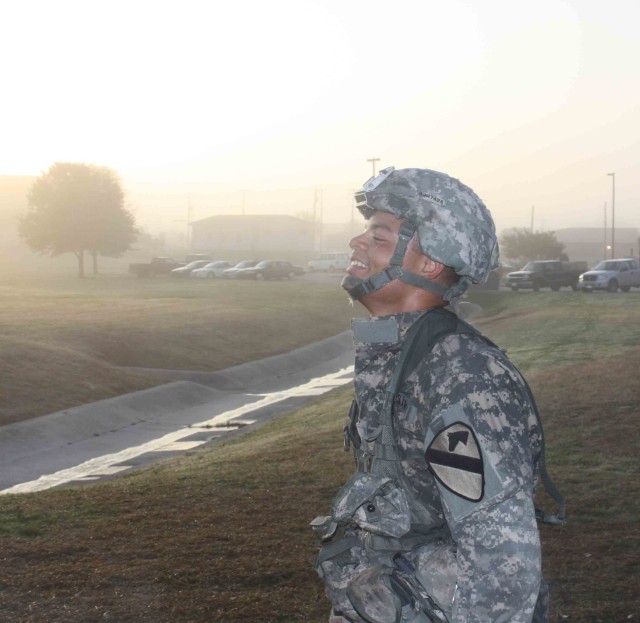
[
  {"xmin": 0, "ymin": 272, "xmax": 355, "ymax": 425},
  {"xmin": 0, "ymin": 287, "xmax": 639, "ymax": 622}
]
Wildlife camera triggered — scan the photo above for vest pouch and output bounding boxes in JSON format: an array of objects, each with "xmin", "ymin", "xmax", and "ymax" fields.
[
  {"xmin": 332, "ymin": 472, "xmax": 411, "ymax": 538},
  {"xmin": 357, "ymin": 419, "xmax": 382, "ymax": 460},
  {"xmin": 346, "ymin": 565, "xmax": 434, "ymax": 623},
  {"xmin": 312, "ymin": 523, "xmax": 371, "ymax": 622},
  {"xmin": 411, "ymin": 541, "xmax": 457, "ymax": 619},
  {"xmin": 347, "ymin": 565, "xmax": 401, "ymax": 623}
]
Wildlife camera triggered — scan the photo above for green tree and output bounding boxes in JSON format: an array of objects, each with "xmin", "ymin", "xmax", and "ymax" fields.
[
  {"xmin": 18, "ymin": 163, "xmax": 138, "ymax": 277},
  {"xmin": 500, "ymin": 228, "xmax": 568, "ymax": 264}
]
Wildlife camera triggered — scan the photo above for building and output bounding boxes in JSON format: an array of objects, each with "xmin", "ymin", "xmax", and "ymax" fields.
[
  {"xmin": 555, "ymin": 227, "xmax": 639, "ymax": 267},
  {"xmin": 189, "ymin": 214, "xmax": 314, "ymax": 256}
]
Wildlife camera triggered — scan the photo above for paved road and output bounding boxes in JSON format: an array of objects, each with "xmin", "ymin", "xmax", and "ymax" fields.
[{"xmin": 0, "ymin": 332, "xmax": 355, "ymax": 495}]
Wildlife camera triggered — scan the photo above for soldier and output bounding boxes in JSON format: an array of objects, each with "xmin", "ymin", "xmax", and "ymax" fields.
[{"xmin": 311, "ymin": 167, "xmax": 562, "ymax": 623}]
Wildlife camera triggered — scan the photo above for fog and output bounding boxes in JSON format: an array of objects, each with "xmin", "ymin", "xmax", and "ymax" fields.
[{"xmin": 1, "ymin": 0, "xmax": 639, "ymax": 239}]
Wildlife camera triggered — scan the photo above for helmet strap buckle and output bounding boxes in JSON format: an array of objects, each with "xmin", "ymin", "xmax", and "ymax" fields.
[
  {"xmin": 347, "ymin": 266, "xmax": 404, "ymax": 300},
  {"xmin": 389, "ymin": 221, "xmax": 416, "ymax": 266}
]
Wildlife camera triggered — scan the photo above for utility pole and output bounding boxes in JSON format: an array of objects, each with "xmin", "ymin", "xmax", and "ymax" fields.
[
  {"xmin": 608, "ymin": 172, "xmax": 616, "ymax": 258},
  {"xmin": 603, "ymin": 201, "xmax": 607, "ymax": 260},
  {"xmin": 175, "ymin": 195, "xmax": 194, "ymax": 249},
  {"xmin": 313, "ymin": 188, "xmax": 323, "ymax": 253},
  {"xmin": 367, "ymin": 157, "xmax": 380, "ymax": 178},
  {"xmin": 530, "ymin": 205, "xmax": 535, "ymax": 232}
]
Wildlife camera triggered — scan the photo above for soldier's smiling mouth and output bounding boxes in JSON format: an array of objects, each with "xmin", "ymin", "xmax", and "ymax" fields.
[{"xmin": 348, "ymin": 259, "xmax": 369, "ymax": 273}]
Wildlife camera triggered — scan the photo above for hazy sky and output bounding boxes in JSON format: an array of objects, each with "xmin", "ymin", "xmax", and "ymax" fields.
[{"xmin": 2, "ymin": 0, "xmax": 639, "ymax": 234}]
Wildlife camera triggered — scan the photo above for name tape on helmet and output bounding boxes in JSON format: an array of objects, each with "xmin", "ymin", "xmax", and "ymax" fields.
[{"xmin": 418, "ymin": 192, "xmax": 445, "ymax": 206}]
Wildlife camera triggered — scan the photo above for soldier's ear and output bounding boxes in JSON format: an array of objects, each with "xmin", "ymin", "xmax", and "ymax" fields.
[
  {"xmin": 407, "ymin": 235, "xmax": 445, "ymax": 279},
  {"xmin": 420, "ymin": 256, "xmax": 445, "ymax": 280}
]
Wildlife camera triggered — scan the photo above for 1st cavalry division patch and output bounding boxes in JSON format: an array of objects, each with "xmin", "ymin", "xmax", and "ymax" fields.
[{"xmin": 425, "ymin": 422, "xmax": 484, "ymax": 502}]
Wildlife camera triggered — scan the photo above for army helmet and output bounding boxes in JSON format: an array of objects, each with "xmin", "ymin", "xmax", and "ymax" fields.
[{"xmin": 352, "ymin": 167, "xmax": 499, "ymax": 300}]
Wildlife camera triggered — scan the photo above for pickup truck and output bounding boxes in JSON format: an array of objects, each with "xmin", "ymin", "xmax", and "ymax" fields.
[
  {"xmin": 307, "ymin": 252, "xmax": 350, "ymax": 272},
  {"xmin": 506, "ymin": 260, "xmax": 588, "ymax": 291},
  {"xmin": 578, "ymin": 258, "xmax": 640, "ymax": 292},
  {"xmin": 129, "ymin": 257, "xmax": 184, "ymax": 278}
]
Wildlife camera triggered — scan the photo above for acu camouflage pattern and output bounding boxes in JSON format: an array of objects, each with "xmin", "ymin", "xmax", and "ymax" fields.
[
  {"xmin": 357, "ymin": 167, "xmax": 500, "ymax": 297},
  {"xmin": 316, "ymin": 310, "xmax": 548, "ymax": 623}
]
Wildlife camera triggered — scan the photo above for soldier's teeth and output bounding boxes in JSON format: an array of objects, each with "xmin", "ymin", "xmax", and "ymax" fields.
[{"xmin": 351, "ymin": 261, "xmax": 368, "ymax": 269}]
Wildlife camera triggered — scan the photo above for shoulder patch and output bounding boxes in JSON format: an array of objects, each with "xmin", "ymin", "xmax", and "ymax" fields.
[{"xmin": 425, "ymin": 422, "xmax": 484, "ymax": 502}]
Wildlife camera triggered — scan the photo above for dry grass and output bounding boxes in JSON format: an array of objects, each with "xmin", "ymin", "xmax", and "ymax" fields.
[
  {"xmin": 529, "ymin": 354, "xmax": 640, "ymax": 621},
  {"xmin": 0, "ymin": 274, "xmax": 355, "ymax": 425},
  {"xmin": 0, "ymin": 293, "xmax": 638, "ymax": 622},
  {"xmin": 0, "ymin": 387, "xmax": 355, "ymax": 623}
]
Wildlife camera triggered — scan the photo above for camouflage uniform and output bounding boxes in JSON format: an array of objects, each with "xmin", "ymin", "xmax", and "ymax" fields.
[
  {"xmin": 313, "ymin": 166, "xmax": 551, "ymax": 623},
  {"xmin": 315, "ymin": 309, "xmax": 548, "ymax": 623}
]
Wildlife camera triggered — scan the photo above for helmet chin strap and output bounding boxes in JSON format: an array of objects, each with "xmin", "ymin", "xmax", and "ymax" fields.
[{"xmin": 346, "ymin": 220, "xmax": 452, "ymax": 302}]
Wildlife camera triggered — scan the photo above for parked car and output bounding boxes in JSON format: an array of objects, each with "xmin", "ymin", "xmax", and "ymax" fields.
[
  {"xmin": 308, "ymin": 252, "xmax": 350, "ymax": 272},
  {"xmin": 222, "ymin": 260, "xmax": 259, "ymax": 279},
  {"xmin": 170, "ymin": 260, "xmax": 210, "ymax": 278},
  {"xmin": 191, "ymin": 261, "xmax": 235, "ymax": 279},
  {"xmin": 129, "ymin": 257, "xmax": 184, "ymax": 278},
  {"xmin": 578, "ymin": 258, "xmax": 640, "ymax": 292},
  {"xmin": 506, "ymin": 260, "xmax": 587, "ymax": 291},
  {"xmin": 234, "ymin": 260, "xmax": 305, "ymax": 280},
  {"xmin": 184, "ymin": 253, "xmax": 214, "ymax": 263}
]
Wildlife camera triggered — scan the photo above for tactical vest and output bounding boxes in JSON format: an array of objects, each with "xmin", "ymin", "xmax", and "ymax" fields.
[
  {"xmin": 312, "ymin": 308, "xmax": 563, "ymax": 623},
  {"xmin": 343, "ymin": 307, "xmax": 565, "ymax": 530}
]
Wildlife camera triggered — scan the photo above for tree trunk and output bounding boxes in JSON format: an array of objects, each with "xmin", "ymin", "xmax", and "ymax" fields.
[
  {"xmin": 92, "ymin": 250, "xmax": 99, "ymax": 274},
  {"xmin": 76, "ymin": 250, "xmax": 85, "ymax": 278}
]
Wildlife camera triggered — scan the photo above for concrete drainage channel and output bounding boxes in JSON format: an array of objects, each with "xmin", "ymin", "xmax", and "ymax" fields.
[
  {"xmin": 0, "ymin": 331, "xmax": 355, "ymax": 495},
  {"xmin": 0, "ymin": 303, "xmax": 482, "ymax": 495}
]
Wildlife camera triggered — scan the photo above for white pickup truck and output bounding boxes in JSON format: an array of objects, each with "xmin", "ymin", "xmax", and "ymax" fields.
[
  {"xmin": 307, "ymin": 252, "xmax": 350, "ymax": 272},
  {"xmin": 578, "ymin": 258, "xmax": 640, "ymax": 292}
]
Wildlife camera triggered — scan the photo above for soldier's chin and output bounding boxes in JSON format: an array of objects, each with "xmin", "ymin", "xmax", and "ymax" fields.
[{"xmin": 341, "ymin": 274, "xmax": 363, "ymax": 292}]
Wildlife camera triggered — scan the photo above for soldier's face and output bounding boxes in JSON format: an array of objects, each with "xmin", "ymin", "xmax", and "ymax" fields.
[
  {"xmin": 343, "ymin": 211, "xmax": 426, "ymax": 312},
  {"xmin": 346, "ymin": 211, "xmax": 405, "ymax": 278}
]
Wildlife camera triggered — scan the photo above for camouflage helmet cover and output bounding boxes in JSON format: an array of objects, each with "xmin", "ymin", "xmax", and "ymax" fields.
[{"xmin": 356, "ymin": 167, "xmax": 499, "ymax": 285}]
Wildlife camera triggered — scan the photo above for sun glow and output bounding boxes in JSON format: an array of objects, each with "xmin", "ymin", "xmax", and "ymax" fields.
[{"xmin": 2, "ymin": 0, "xmax": 640, "ymax": 232}]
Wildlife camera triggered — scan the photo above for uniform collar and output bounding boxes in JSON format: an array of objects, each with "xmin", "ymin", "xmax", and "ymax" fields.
[{"xmin": 352, "ymin": 310, "xmax": 434, "ymax": 363}]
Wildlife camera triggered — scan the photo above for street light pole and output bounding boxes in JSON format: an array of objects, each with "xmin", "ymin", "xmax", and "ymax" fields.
[
  {"xmin": 367, "ymin": 158, "xmax": 380, "ymax": 178},
  {"xmin": 603, "ymin": 201, "xmax": 607, "ymax": 260},
  {"xmin": 530, "ymin": 205, "xmax": 535, "ymax": 232},
  {"xmin": 607, "ymin": 172, "xmax": 615, "ymax": 258}
]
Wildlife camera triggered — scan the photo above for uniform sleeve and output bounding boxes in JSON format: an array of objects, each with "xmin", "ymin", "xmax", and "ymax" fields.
[{"xmin": 424, "ymin": 350, "xmax": 542, "ymax": 623}]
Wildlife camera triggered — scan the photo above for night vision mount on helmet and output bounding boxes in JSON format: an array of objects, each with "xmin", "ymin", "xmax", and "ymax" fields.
[{"xmin": 346, "ymin": 167, "xmax": 500, "ymax": 302}]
